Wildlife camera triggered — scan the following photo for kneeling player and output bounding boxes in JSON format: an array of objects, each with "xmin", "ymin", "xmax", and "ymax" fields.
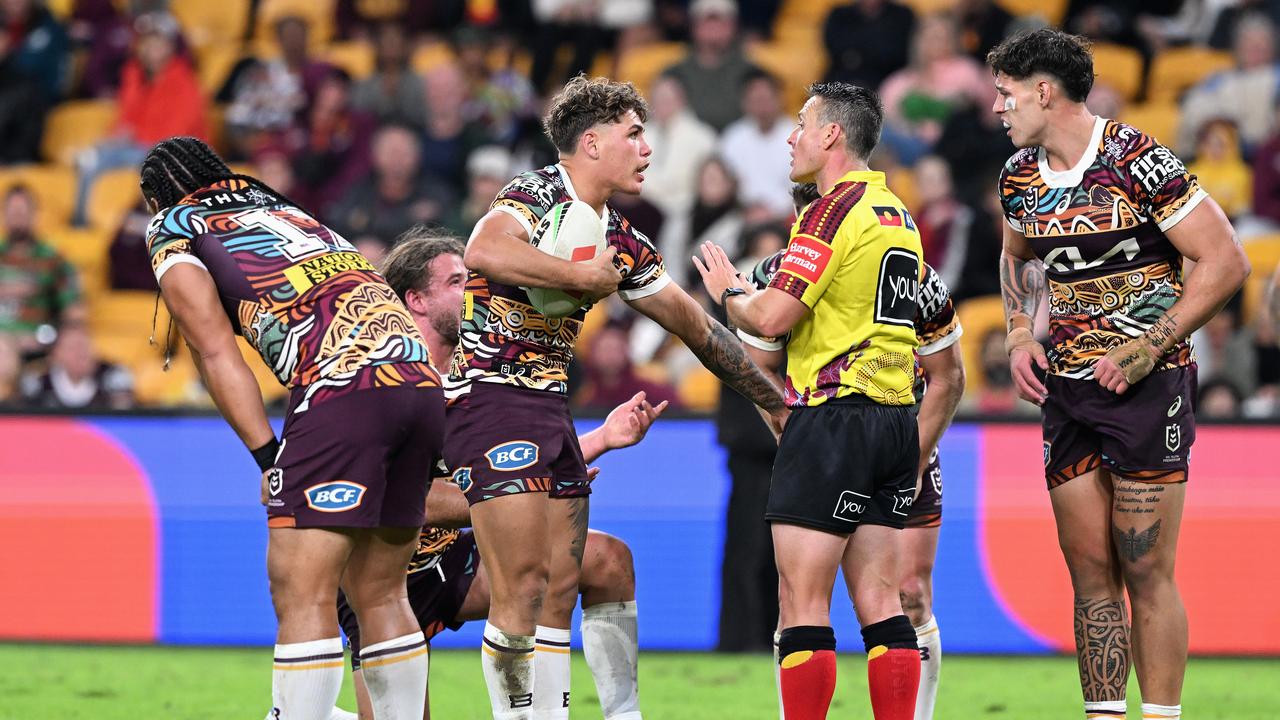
[{"xmin": 335, "ymin": 229, "xmax": 659, "ymax": 720}]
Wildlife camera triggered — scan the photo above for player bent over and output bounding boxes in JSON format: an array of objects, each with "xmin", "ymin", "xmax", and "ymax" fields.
[
  {"xmin": 140, "ymin": 137, "xmax": 443, "ymax": 720},
  {"xmin": 989, "ymin": 29, "xmax": 1250, "ymax": 720}
]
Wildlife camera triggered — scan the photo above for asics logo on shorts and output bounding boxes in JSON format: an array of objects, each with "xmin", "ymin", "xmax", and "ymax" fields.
[
  {"xmin": 304, "ymin": 481, "xmax": 367, "ymax": 512},
  {"xmin": 486, "ymin": 441, "xmax": 540, "ymax": 471},
  {"xmin": 833, "ymin": 490, "xmax": 871, "ymax": 523},
  {"xmin": 1168, "ymin": 396, "xmax": 1182, "ymax": 416}
]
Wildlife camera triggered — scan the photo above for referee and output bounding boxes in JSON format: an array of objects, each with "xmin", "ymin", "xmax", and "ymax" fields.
[{"xmin": 696, "ymin": 82, "xmax": 923, "ymax": 720}]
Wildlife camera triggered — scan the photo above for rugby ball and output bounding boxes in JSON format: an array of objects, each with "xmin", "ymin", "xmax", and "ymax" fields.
[{"xmin": 524, "ymin": 200, "xmax": 608, "ymax": 318}]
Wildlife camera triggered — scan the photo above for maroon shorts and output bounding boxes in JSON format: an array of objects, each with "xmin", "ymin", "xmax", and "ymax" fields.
[
  {"xmin": 266, "ymin": 382, "xmax": 444, "ymax": 528},
  {"xmin": 905, "ymin": 448, "xmax": 942, "ymax": 529},
  {"xmin": 443, "ymin": 383, "xmax": 589, "ymax": 506},
  {"xmin": 1041, "ymin": 366, "xmax": 1196, "ymax": 490}
]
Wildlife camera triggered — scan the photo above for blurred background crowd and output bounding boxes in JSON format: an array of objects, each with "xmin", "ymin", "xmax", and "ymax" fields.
[{"xmin": 0, "ymin": 0, "xmax": 1277, "ymax": 421}]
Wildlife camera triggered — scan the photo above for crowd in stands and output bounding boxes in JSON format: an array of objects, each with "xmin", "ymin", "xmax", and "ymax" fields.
[{"xmin": 0, "ymin": 0, "xmax": 1277, "ymax": 419}]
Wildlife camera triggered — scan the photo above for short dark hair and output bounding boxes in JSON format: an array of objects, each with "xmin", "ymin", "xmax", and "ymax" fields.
[
  {"xmin": 542, "ymin": 75, "xmax": 649, "ymax": 154},
  {"xmin": 381, "ymin": 225, "xmax": 465, "ymax": 302},
  {"xmin": 139, "ymin": 136, "xmax": 236, "ymax": 211},
  {"xmin": 805, "ymin": 82, "xmax": 883, "ymax": 161},
  {"xmin": 986, "ymin": 28, "xmax": 1094, "ymax": 103},
  {"xmin": 4, "ymin": 183, "xmax": 33, "ymax": 204},
  {"xmin": 791, "ymin": 183, "xmax": 820, "ymax": 213}
]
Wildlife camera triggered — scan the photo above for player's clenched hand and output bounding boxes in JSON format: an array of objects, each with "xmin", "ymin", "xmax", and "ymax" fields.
[
  {"xmin": 1095, "ymin": 338, "xmax": 1157, "ymax": 395},
  {"xmin": 577, "ymin": 246, "xmax": 622, "ymax": 302},
  {"xmin": 1005, "ymin": 327, "xmax": 1049, "ymax": 405},
  {"xmin": 602, "ymin": 390, "xmax": 669, "ymax": 450},
  {"xmin": 587, "ymin": 467, "xmax": 601, "ymax": 482},
  {"xmin": 260, "ymin": 470, "xmax": 271, "ymax": 506},
  {"xmin": 692, "ymin": 241, "xmax": 750, "ymax": 304}
]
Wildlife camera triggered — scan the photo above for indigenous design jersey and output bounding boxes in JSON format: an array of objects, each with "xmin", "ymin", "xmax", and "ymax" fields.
[
  {"xmin": 999, "ymin": 118, "xmax": 1203, "ymax": 379},
  {"xmin": 448, "ymin": 164, "xmax": 669, "ymax": 399},
  {"xmin": 745, "ymin": 256, "xmax": 960, "ymax": 404},
  {"xmin": 146, "ymin": 179, "xmax": 438, "ymax": 409},
  {"xmin": 762, "ymin": 170, "xmax": 922, "ymax": 408},
  {"xmin": 406, "ymin": 460, "xmax": 459, "ymax": 575}
]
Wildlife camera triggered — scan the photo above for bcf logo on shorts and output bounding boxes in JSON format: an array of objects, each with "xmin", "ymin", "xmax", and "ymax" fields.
[
  {"xmin": 833, "ymin": 490, "xmax": 870, "ymax": 523},
  {"xmin": 304, "ymin": 481, "xmax": 367, "ymax": 512},
  {"xmin": 486, "ymin": 441, "xmax": 540, "ymax": 471}
]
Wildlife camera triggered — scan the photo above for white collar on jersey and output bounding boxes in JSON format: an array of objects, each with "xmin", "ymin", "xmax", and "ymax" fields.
[
  {"xmin": 554, "ymin": 163, "xmax": 610, "ymax": 226},
  {"xmin": 1037, "ymin": 116, "xmax": 1108, "ymax": 189}
]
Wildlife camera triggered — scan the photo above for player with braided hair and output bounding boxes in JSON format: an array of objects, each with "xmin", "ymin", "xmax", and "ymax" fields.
[{"xmin": 141, "ymin": 136, "xmax": 445, "ymax": 720}]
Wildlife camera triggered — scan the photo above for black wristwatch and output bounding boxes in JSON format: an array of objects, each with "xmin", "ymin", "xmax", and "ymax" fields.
[{"xmin": 720, "ymin": 286, "xmax": 747, "ymax": 331}]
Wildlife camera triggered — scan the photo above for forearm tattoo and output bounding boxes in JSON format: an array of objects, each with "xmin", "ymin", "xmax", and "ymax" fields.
[
  {"xmin": 694, "ymin": 321, "xmax": 786, "ymax": 412},
  {"xmin": 1073, "ymin": 597, "xmax": 1131, "ymax": 702},
  {"xmin": 1141, "ymin": 313, "xmax": 1180, "ymax": 355},
  {"xmin": 1000, "ymin": 252, "xmax": 1046, "ymax": 332}
]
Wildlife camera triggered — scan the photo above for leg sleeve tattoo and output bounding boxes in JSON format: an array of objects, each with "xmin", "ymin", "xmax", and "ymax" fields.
[{"xmin": 1073, "ymin": 597, "xmax": 1131, "ymax": 703}]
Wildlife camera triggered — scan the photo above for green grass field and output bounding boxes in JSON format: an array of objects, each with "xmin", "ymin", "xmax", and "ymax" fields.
[{"xmin": 4, "ymin": 644, "xmax": 1277, "ymax": 719}]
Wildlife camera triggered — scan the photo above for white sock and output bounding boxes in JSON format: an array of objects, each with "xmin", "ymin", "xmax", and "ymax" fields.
[
  {"xmin": 914, "ymin": 615, "xmax": 941, "ymax": 720},
  {"xmin": 773, "ymin": 630, "xmax": 784, "ymax": 720},
  {"xmin": 271, "ymin": 637, "xmax": 345, "ymax": 720},
  {"xmin": 534, "ymin": 625, "xmax": 572, "ymax": 719},
  {"xmin": 1142, "ymin": 702, "xmax": 1181, "ymax": 718},
  {"xmin": 482, "ymin": 622, "xmax": 536, "ymax": 719},
  {"xmin": 359, "ymin": 631, "xmax": 429, "ymax": 720},
  {"xmin": 582, "ymin": 601, "xmax": 642, "ymax": 720},
  {"xmin": 1085, "ymin": 700, "xmax": 1128, "ymax": 718},
  {"xmin": 327, "ymin": 709, "xmax": 359, "ymax": 720}
]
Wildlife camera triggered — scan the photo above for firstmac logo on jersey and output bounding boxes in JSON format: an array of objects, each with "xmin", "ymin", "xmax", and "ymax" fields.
[
  {"xmin": 875, "ymin": 248, "xmax": 919, "ymax": 327},
  {"xmin": 486, "ymin": 441, "xmax": 540, "ymax": 471},
  {"xmin": 305, "ymin": 481, "xmax": 367, "ymax": 512}
]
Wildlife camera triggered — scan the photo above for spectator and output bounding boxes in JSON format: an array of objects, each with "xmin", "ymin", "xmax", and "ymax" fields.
[
  {"xmin": 352, "ymin": 22, "xmax": 428, "ymax": 130},
  {"xmin": 0, "ymin": 331, "xmax": 21, "ymax": 406},
  {"xmin": 823, "ymin": 0, "xmax": 915, "ymax": 90},
  {"xmin": 575, "ymin": 321, "xmax": 680, "ymax": 412},
  {"xmin": 445, "ymin": 144, "xmax": 512, "ymax": 237},
  {"xmin": 329, "ymin": 124, "xmax": 456, "ymax": 260},
  {"xmin": 73, "ymin": 11, "xmax": 206, "ymax": 224},
  {"xmin": 1188, "ymin": 119, "xmax": 1253, "ymax": 221},
  {"xmin": 421, "ymin": 62, "xmax": 472, "ymax": 190},
  {"xmin": 333, "ymin": 0, "xmax": 452, "ymax": 41},
  {"xmin": 74, "ymin": 0, "xmax": 168, "ymax": 99},
  {"xmin": 956, "ymin": 0, "xmax": 1014, "ymax": 61},
  {"xmin": 661, "ymin": 0, "xmax": 760, "ymax": 132},
  {"xmin": 719, "ymin": 70, "xmax": 794, "ymax": 220},
  {"xmin": 453, "ymin": 26, "xmax": 539, "ymax": 147},
  {"xmin": 914, "ymin": 155, "xmax": 975, "ymax": 288},
  {"xmin": 659, "ymin": 156, "xmax": 744, "ymax": 284},
  {"xmin": 878, "ymin": 13, "xmax": 991, "ymax": 164},
  {"xmin": 1190, "ymin": 292, "xmax": 1257, "ymax": 398},
  {"xmin": 20, "ymin": 324, "xmax": 135, "ymax": 410},
  {"xmin": 1179, "ymin": 13, "xmax": 1280, "ymax": 156},
  {"xmin": 528, "ymin": 0, "xmax": 650, "ymax": 93},
  {"xmin": 1249, "ymin": 107, "xmax": 1280, "ymax": 230},
  {"xmin": 641, "ymin": 74, "xmax": 718, "ymax": 216},
  {"xmin": 0, "ymin": 0, "xmax": 70, "ymax": 162},
  {"xmin": 106, "ymin": 199, "xmax": 155, "ymax": 290},
  {"xmin": 948, "ymin": 187, "xmax": 1005, "ymax": 304},
  {"xmin": 1199, "ymin": 377, "xmax": 1244, "ymax": 419},
  {"xmin": 285, "ymin": 67, "xmax": 375, "ymax": 219},
  {"xmin": 969, "ymin": 327, "xmax": 1037, "ymax": 416},
  {"xmin": 0, "ymin": 186, "xmax": 84, "ymax": 353}
]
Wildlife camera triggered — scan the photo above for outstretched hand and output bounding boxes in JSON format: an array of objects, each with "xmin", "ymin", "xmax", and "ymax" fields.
[
  {"xmin": 692, "ymin": 241, "xmax": 751, "ymax": 304},
  {"xmin": 602, "ymin": 390, "xmax": 669, "ymax": 450}
]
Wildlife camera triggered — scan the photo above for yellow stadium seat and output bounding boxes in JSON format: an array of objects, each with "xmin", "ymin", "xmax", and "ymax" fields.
[
  {"xmin": 196, "ymin": 45, "xmax": 246, "ymax": 97},
  {"xmin": 955, "ymin": 294, "xmax": 1006, "ymax": 394},
  {"xmin": 323, "ymin": 40, "xmax": 376, "ymax": 80},
  {"xmin": 0, "ymin": 164, "xmax": 76, "ymax": 230},
  {"xmin": 41, "ymin": 99, "xmax": 117, "ymax": 165},
  {"xmin": 254, "ymin": 0, "xmax": 336, "ymax": 56},
  {"xmin": 133, "ymin": 351, "xmax": 201, "ymax": 406},
  {"xmin": 1242, "ymin": 235, "xmax": 1280, "ymax": 322},
  {"xmin": 615, "ymin": 42, "xmax": 688, "ymax": 95},
  {"xmin": 42, "ymin": 226, "xmax": 111, "ymax": 291},
  {"xmin": 900, "ymin": 0, "xmax": 958, "ymax": 15},
  {"xmin": 237, "ymin": 336, "xmax": 290, "ymax": 404},
  {"xmin": 172, "ymin": 0, "xmax": 251, "ymax": 53},
  {"xmin": 776, "ymin": 0, "xmax": 843, "ymax": 26},
  {"xmin": 93, "ymin": 325, "xmax": 161, "ymax": 368},
  {"xmin": 996, "ymin": 0, "xmax": 1067, "ymax": 25},
  {"xmin": 1090, "ymin": 43, "xmax": 1144, "ymax": 102},
  {"xmin": 748, "ymin": 41, "xmax": 823, "ymax": 114},
  {"xmin": 1147, "ymin": 47, "xmax": 1235, "ymax": 104},
  {"xmin": 677, "ymin": 367, "xmax": 720, "ymax": 412},
  {"xmin": 86, "ymin": 168, "xmax": 143, "ymax": 232},
  {"xmin": 1119, "ymin": 102, "xmax": 1179, "ymax": 147}
]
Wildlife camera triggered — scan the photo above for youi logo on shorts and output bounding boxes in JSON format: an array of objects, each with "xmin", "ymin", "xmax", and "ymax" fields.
[
  {"xmin": 304, "ymin": 481, "xmax": 367, "ymax": 512},
  {"xmin": 486, "ymin": 441, "xmax": 540, "ymax": 471}
]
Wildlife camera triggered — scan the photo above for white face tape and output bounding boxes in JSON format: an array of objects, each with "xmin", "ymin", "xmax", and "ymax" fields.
[{"xmin": 1003, "ymin": 96, "xmax": 1017, "ymax": 111}]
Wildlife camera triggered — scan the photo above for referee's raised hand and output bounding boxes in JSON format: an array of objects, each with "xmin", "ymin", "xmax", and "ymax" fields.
[{"xmin": 693, "ymin": 241, "xmax": 750, "ymax": 304}]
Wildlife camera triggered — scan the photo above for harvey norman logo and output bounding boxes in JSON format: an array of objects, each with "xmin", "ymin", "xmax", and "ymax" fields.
[{"xmin": 778, "ymin": 236, "xmax": 833, "ymax": 285}]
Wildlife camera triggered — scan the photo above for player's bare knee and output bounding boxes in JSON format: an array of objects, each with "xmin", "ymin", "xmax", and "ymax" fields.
[
  {"xmin": 898, "ymin": 575, "xmax": 932, "ymax": 623},
  {"xmin": 583, "ymin": 532, "xmax": 635, "ymax": 596}
]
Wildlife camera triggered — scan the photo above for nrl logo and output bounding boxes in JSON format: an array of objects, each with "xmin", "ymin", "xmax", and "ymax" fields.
[{"xmin": 1165, "ymin": 423, "xmax": 1181, "ymax": 453}]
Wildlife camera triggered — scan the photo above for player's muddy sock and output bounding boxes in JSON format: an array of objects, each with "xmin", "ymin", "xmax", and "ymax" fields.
[
  {"xmin": 582, "ymin": 601, "xmax": 641, "ymax": 719},
  {"xmin": 862, "ymin": 616, "xmax": 920, "ymax": 720},
  {"xmin": 1084, "ymin": 700, "xmax": 1127, "ymax": 718},
  {"xmin": 271, "ymin": 637, "xmax": 345, "ymax": 720},
  {"xmin": 1142, "ymin": 702, "xmax": 1180, "ymax": 719},
  {"xmin": 773, "ymin": 630, "xmax": 785, "ymax": 720},
  {"xmin": 482, "ymin": 622, "xmax": 536, "ymax": 719},
  {"xmin": 533, "ymin": 625, "xmax": 572, "ymax": 719},
  {"xmin": 359, "ymin": 631, "xmax": 429, "ymax": 720},
  {"xmin": 913, "ymin": 615, "xmax": 941, "ymax": 720},
  {"xmin": 777, "ymin": 625, "xmax": 837, "ymax": 720}
]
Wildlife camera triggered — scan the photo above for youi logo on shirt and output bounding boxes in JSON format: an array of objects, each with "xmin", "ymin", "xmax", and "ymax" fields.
[{"xmin": 875, "ymin": 248, "xmax": 920, "ymax": 327}]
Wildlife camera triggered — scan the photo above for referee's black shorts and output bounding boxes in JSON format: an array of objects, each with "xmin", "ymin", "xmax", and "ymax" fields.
[{"xmin": 766, "ymin": 394, "xmax": 919, "ymax": 535}]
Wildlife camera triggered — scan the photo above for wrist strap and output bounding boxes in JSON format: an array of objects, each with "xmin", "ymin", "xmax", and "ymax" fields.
[
  {"xmin": 251, "ymin": 437, "xmax": 281, "ymax": 473},
  {"xmin": 1003, "ymin": 327, "xmax": 1036, "ymax": 356}
]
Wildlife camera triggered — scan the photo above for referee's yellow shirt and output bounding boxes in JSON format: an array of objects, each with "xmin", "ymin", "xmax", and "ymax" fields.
[{"xmin": 767, "ymin": 170, "xmax": 923, "ymax": 408}]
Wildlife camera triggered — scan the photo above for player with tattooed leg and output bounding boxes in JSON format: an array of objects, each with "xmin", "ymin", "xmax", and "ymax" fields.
[{"xmin": 989, "ymin": 29, "xmax": 1250, "ymax": 720}]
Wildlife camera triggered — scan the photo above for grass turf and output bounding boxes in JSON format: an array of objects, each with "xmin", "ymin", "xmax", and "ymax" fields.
[{"xmin": 3, "ymin": 644, "xmax": 1277, "ymax": 719}]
